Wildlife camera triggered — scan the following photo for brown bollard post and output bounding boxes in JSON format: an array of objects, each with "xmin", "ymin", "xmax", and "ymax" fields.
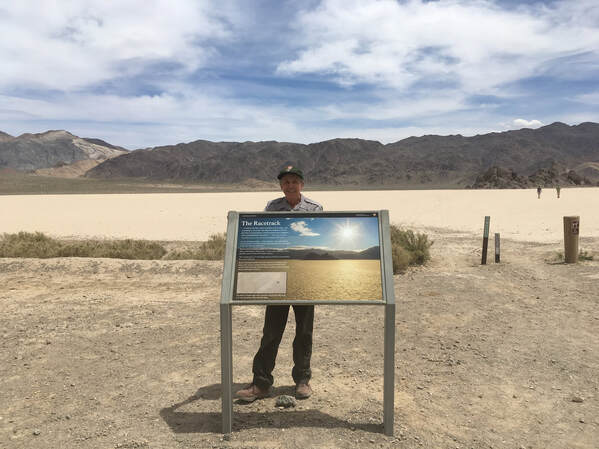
[
  {"xmin": 563, "ymin": 216, "xmax": 580, "ymax": 263},
  {"xmin": 481, "ymin": 216, "xmax": 490, "ymax": 265},
  {"xmin": 494, "ymin": 233, "xmax": 500, "ymax": 263}
]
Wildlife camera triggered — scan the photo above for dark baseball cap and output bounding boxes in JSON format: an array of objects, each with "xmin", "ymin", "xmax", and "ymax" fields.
[{"xmin": 277, "ymin": 165, "xmax": 304, "ymax": 180}]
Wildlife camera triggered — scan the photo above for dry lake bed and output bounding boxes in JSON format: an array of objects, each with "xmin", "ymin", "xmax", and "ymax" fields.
[{"xmin": 1, "ymin": 188, "xmax": 598, "ymax": 242}]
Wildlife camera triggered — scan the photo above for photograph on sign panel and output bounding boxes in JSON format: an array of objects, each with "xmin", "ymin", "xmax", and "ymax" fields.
[{"xmin": 234, "ymin": 214, "xmax": 383, "ymax": 301}]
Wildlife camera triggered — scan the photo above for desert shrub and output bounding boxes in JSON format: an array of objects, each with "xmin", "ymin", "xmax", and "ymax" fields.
[
  {"xmin": 391, "ymin": 244, "xmax": 412, "ymax": 274},
  {"xmin": 0, "ymin": 232, "xmax": 63, "ymax": 258},
  {"xmin": 0, "ymin": 232, "xmax": 166, "ymax": 260},
  {"xmin": 390, "ymin": 225, "xmax": 433, "ymax": 273},
  {"xmin": 578, "ymin": 250, "xmax": 594, "ymax": 261},
  {"xmin": 165, "ymin": 233, "xmax": 227, "ymax": 260}
]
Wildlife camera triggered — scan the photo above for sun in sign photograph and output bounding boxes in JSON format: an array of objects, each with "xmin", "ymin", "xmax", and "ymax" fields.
[{"xmin": 336, "ymin": 219, "xmax": 358, "ymax": 242}]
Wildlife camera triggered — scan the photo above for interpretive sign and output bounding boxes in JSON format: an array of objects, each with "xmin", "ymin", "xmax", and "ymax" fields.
[
  {"xmin": 231, "ymin": 212, "xmax": 384, "ymax": 303},
  {"xmin": 220, "ymin": 210, "xmax": 395, "ymax": 436}
]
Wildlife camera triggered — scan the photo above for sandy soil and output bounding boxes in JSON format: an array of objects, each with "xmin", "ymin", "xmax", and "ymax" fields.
[
  {"xmin": 1, "ymin": 188, "xmax": 598, "ymax": 241},
  {"xmin": 1, "ymin": 227, "xmax": 598, "ymax": 449}
]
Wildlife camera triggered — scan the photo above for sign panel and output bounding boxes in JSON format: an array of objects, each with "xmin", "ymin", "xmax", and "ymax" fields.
[{"xmin": 231, "ymin": 212, "xmax": 384, "ymax": 303}]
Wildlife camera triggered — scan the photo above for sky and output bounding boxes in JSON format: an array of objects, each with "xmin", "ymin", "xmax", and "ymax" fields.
[
  {"xmin": 1, "ymin": 0, "xmax": 598, "ymax": 149},
  {"xmin": 239, "ymin": 216, "xmax": 380, "ymax": 251}
]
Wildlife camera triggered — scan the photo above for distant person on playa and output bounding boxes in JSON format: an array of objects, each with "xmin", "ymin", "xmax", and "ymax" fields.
[
  {"xmin": 537, "ymin": 185, "xmax": 542, "ymax": 199},
  {"xmin": 556, "ymin": 184, "xmax": 561, "ymax": 198},
  {"xmin": 235, "ymin": 165, "xmax": 323, "ymax": 403}
]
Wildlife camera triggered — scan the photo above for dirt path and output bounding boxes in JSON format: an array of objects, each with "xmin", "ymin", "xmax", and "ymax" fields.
[{"xmin": 1, "ymin": 231, "xmax": 598, "ymax": 448}]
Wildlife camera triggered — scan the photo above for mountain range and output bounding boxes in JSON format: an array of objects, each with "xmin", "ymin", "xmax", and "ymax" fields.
[
  {"xmin": 290, "ymin": 245, "xmax": 380, "ymax": 260},
  {"xmin": 0, "ymin": 130, "xmax": 127, "ymax": 177},
  {"xmin": 239, "ymin": 246, "xmax": 381, "ymax": 260},
  {"xmin": 2, "ymin": 123, "xmax": 599, "ymax": 188}
]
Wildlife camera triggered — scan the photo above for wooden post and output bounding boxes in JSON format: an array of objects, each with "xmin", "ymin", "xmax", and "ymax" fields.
[
  {"xmin": 494, "ymin": 233, "xmax": 500, "ymax": 263},
  {"xmin": 481, "ymin": 216, "xmax": 490, "ymax": 265},
  {"xmin": 563, "ymin": 216, "xmax": 579, "ymax": 263}
]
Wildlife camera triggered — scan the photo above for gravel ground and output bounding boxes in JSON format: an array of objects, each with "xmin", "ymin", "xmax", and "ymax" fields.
[{"xmin": 1, "ymin": 230, "xmax": 598, "ymax": 448}]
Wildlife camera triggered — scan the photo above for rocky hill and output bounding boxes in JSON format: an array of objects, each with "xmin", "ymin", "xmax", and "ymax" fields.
[
  {"xmin": 468, "ymin": 163, "xmax": 596, "ymax": 189},
  {"xmin": 86, "ymin": 122, "xmax": 599, "ymax": 187},
  {"xmin": 0, "ymin": 130, "xmax": 127, "ymax": 174},
  {"xmin": 0, "ymin": 131, "xmax": 13, "ymax": 142}
]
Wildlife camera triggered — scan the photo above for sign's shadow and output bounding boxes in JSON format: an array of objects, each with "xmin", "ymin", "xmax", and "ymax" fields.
[{"xmin": 159, "ymin": 383, "xmax": 382, "ymax": 434}]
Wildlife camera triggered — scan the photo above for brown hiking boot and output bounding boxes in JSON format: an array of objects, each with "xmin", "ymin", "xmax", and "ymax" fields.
[
  {"xmin": 295, "ymin": 382, "xmax": 312, "ymax": 399},
  {"xmin": 234, "ymin": 384, "xmax": 271, "ymax": 403}
]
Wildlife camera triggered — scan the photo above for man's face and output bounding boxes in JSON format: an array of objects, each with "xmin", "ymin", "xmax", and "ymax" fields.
[{"xmin": 279, "ymin": 173, "xmax": 304, "ymax": 197}]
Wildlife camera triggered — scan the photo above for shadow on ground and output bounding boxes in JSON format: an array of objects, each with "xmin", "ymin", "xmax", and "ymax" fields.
[{"xmin": 160, "ymin": 383, "xmax": 382, "ymax": 434}]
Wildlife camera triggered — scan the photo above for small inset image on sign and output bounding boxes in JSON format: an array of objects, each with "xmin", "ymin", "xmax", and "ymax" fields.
[{"xmin": 236, "ymin": 272, "xmax": 287, "ymax": 294}]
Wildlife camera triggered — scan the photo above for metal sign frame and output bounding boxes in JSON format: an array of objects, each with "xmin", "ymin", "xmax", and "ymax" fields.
[{"xmin": 219, "ymin": 210, "xmax": 395, "ymax": 436}]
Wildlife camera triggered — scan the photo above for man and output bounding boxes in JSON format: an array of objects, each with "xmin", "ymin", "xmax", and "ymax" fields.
[{"xmin": 235, "ymin": 165, "xmax": 323, "ymax": 402}]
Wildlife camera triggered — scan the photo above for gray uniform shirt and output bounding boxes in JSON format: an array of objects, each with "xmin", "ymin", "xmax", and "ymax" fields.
[{"xmin": 265, "ymin": 194, "xmax": 323, "ymax": 212}]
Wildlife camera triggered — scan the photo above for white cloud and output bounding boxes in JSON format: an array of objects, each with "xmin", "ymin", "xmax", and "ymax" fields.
[
  {"xmin": 0, "ymin": 89, "xmax": 559, "ymax": 148},
  {"xmin": 290, "ymin": 221, "xmax": 319, "ymax": 237},
  {"xmin": 0, "ymin": 86, "xmax": 311, "ymax": 148},
  {"xmin": 320, "ymin": 93, "xmax": 468, "ymax": 122},
  {"xmin": 512, "ymin": 119, "xmax": 543, "ymax": 128},
  {"xmin": 0, "ymin": 0, "xmax": 231, "ymax": 91},
  {"xmin": 278, "ymin": 0, "xmax": 599, "ymax": 94}
]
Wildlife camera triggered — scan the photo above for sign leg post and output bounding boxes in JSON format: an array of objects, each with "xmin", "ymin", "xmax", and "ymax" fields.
[
  {"xmin": 383, "ymin": 302, "xmax": 395, "ymax": 436},
  {"xmin": 220, "ymin": 303, "xmax": 233, "ymax": 435}
]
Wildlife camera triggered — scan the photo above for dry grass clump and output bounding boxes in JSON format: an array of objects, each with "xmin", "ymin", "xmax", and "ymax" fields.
[
  {"xmin": 0, "ymin": 232, "xmax": 62, "ymax": 258},
  {"xmin": 390, "ymin": 225, "xmax": 433, "ymax": 274},
  {"xmin": 164, "ymin": 233, "xmax": 226, "ymax": 260},
  {"xmin": 67, "ymin": 239, "xmax": 167, "ymax": 260},
  {"xmin": 0, "ymin": 232, "xmax": 166, "ymax": 260},
  {"xmin": 547, "ymin": 249, "xmax": 594, "ymax": 263}
]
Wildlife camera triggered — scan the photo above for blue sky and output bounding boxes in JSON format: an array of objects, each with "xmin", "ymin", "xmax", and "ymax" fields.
[
  {"xmin": 239, "ymin": 216, "xmax": 380, "ymax": 251},
  {"xmin": 1, "ymin": 0, "xmax": 598, "ymax": 149}
]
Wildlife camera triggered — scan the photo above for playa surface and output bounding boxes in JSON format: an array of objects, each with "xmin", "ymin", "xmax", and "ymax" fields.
[
  {"xmin": 1, "ymin": 189, "xmax": 599, "ymax": 448},
  {"xmin": 1, "ymin": 187, "xmax": 598, "ymax": 241}
]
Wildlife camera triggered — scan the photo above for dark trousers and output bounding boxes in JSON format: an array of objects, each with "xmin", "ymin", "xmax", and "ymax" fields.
[{"xmin": 252, "ymin": 305, "xmax": 314, "ymax": 389}]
